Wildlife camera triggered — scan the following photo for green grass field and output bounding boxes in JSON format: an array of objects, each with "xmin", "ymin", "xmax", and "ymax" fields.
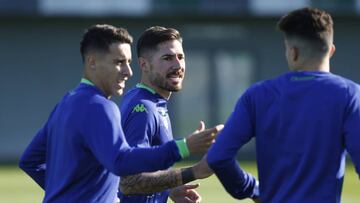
[{"xmin": 1, "ymin": 162, "xmax": 358, "ymax": 203}]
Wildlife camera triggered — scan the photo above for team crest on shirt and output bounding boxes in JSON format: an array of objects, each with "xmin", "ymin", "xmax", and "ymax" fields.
[
  {"xmin": 161, "ymin": 117, "xmax": 169, "ymax": 130},
  {"xmin": 158, "ymin": 108, "xmax": 169, "ymax": 130}
]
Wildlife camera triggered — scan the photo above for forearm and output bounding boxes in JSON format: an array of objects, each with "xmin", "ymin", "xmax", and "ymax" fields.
[
  {"xmin": 120, "ymin": 168, "xmax": 182, "ymax": 194},
  {"xmin": 114, "ymin": 141, "xmax": 183, "ymax": 176},
  {"xmin": 120, "ymin": 166, "xmax": 198, "ymax": 195}
]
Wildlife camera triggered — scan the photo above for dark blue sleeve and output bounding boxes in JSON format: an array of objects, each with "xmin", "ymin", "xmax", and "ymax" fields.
[
  {"xmin": 84, "ymin": 101, "xmax": 181, "ymax": 177},
  {"xmin": 19, "ymin": 127, "xmax": 47, "ymax": 189},
  {"xmin": 344, "ymin": 83, "xmax": 360, "ymax": 178},
  {"xmin": 18, "ymin": 105, "xmax": 59, "ymax": 189},
  {"xmin": 122, "ymin": 103, "xmax": 156, "ymax": 148},
  {"xmin": 207, "ymin": 92, "xmax": 258, "ymax": 199}
]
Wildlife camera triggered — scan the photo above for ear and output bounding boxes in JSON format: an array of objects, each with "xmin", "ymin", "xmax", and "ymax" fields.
[
  {"xmin": 139, "ymin": 57, "xmax": 149, "ymax": 72},
  {"xmin": 290, "ymin": 47, "xmax": 299, "ymax": 62},
  {"xmin": 329, "ymin": 44, "xmax": 336, "ymax": 58},
  {"xmin": 86, "ymin": 55, "xmax": 96, "ymax": 70}
]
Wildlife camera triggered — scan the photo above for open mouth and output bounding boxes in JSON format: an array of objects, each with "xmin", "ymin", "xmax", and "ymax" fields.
[
  {"xmin": 117, "ymin": 81, "xmax": 125, "ymax": 89},
  {"xmin": 169, "ymin": 75, "xmax": 182, "ymax": 81},
  {"xmin": 167, "ymin": 71, "xmax": 183, "ymax": 83}
]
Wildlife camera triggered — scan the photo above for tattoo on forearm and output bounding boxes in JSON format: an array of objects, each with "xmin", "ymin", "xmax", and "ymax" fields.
[{"xmin": 119, "ymin": 169, "xmax": 182, "ymax": 195}]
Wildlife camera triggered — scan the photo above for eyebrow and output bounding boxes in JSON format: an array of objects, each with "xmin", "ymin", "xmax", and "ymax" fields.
[
  {"xmin": 161, "ymin": 53, "xmax": 184, "ymax": 57},
  {"xmin": 113, "ymin": 58, "xmax": 132, "ymax": 63}
]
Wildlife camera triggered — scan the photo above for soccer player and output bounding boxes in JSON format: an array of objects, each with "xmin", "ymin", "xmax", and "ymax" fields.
[
  {"xmin": 117, "ymin": 26, "xmax": 222, "ymax": 203},
  {"xmin": 207, "ymin": 7, "xmax": 360, "ymax": 202},
  {"xmin": 18, "ymin": 24, "xmax": 221, "ymax": 203}
]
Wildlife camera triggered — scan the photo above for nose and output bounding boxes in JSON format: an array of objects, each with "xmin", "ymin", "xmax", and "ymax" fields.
[
  {"xmin": 172, "ymin": 56, "xmax": 184, "ymax": 70},
  {"xmin": 122, "ymin": 63, "xmax": 133, "ymax": 79}
]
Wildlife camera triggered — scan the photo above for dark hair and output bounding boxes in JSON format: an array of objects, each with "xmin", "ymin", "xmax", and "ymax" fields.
[
  {"xmin": 80, "ymin": 24, "xmax": 133, "ymax": 62},
  {"xmin": 277, "ymin": 7, "xmax": 333, "ymax": 50},
  {"xmin": 137, "ymin": 26, "xmax": 182, "ymax": 57}
]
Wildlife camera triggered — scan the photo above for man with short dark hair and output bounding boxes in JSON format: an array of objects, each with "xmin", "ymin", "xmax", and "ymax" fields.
[
  {"xmin": 207, "ymin": 7, "xmax": 360, "ymax": 202},
  {"xmin": 118, "ymin": 26, "xmax": 222, "ymax": 203},
  {"xmin": 19, "ymin": 24, "xmax": 220, "ymax": 203}
]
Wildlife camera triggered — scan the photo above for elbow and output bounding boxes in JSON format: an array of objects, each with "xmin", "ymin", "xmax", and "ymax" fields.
[
  {"xmin": 18, "ymin": 152, "xmax": 38, "ymax": 173},
  {"xmin": 18, "ymin": 155, "xmax": 28, "ymax": 172},
  {"xmin": 113, "ymin": 165, "xmax": 139, "ymax": 177},
  {"xmin": 18, "ymin": 161, "xmax": 25, "ymax": 171},
  {"xmin": 112, "ymin": 149, "xmax": 136, "ymax": 177},
  {"xmin": 114, "ymin": 167, "xmax": 129, "ymax": 177},
  {"xmin": 226, "ymin": 187, "xmax": 250, "ymax": 200},
  {"xmin": 207, "ymin": 153, "xmax": 231, "ymax": 170},
  {"xmin": 111, "ymin": 158, "xmax": 127, "ymax": 177}
]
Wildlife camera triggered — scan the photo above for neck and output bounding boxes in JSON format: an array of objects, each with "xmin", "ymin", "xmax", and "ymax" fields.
[
  {"xmin": 83, "ymin": 71, "xmax": 111, "ymax": 99},
  {"xmin": 140, "ymin": 77, "xmax": 171, "ymax": 99},
  {"xmin": 290, "ymin": 58, "xmax": 330, "ymax": 73}
]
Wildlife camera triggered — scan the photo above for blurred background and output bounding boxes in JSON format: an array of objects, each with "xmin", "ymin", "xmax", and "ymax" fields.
[
  {"xmin": 1, "ymin": 0, "xmax": 359, "ymax": 202},
  {"xmin": 4, "ymin": 0, "xmax": 360, "ymax": 163}
]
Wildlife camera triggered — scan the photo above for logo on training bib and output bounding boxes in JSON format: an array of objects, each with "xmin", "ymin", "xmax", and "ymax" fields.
[
  {"xmin": 132, "ymin": 104, "xmax": 148, "ymax": 113},
  {"xmin": 290, "ymin": 76, "xmax": 316, "ymax": 81}
]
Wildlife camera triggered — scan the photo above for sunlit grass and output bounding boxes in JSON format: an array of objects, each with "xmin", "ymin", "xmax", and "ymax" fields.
[{"xmin": 1, "ymin": 161, "xmax": 358, "ymax": 203}]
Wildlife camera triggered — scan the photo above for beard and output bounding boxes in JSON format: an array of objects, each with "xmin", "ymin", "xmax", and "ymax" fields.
[{"xmin": 149, "ymin": 69, "xmax": 184, "ymax": 92}]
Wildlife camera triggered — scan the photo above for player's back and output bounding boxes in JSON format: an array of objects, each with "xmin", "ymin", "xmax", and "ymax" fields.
[
  {"xmin": 43, "ymin": 83, "xmax": 119, "ymax": 203},
  {"xmin": 250, "ymin": 71, "xmax": 358, "ymax": 203}
]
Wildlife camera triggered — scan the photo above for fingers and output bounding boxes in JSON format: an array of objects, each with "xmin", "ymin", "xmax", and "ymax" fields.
[
  {"xmin": 193, "ymin": 121, "xmax": 205, "ymax": 133},
  {"xmin": 196, "ymin": 195, "xmax": 202, "ymax": 203},
  {"xmin": 200, "ymin": 124, "xmax": 224, "ymax": 136},
  {"xmin": 198, "ymin": 121, "xmax": 205, "ymax": 132},
  {"xmin": 195, "ymin": 125, "xmax": 223, "ymax": 143},
  {"xmin": 217, "ymin": 124, "xmax": 224, "ymax": 131},
  {"xmin": 214, "ymin": 124, "xmax": 224, "ymax": 132},
  {"xmin": 186, "ymin": 123, "xmax": 224, "ymax": 155},
  {"xmin": 185, "ymin": 189, "xmax": 201, "ymax": 202},
  {"xmin": 182, "ymin": 183, "xmax": 200, "ymax": 190},
  {"xmin": 184, "ymin": 196, "xmax": 196, "ymax": 203}
]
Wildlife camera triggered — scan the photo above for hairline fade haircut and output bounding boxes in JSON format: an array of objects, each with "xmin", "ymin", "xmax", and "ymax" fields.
[
  {"xmin": 136, "ymin": 26, "xmax": 182, "ymax": 58},
  {"xmin": 277, "ymin": 7, "xmax": 333, "ymax": 54},
  {"xmin": 80, "ymin": 24, "xmax": 133, "ymax": 62}
]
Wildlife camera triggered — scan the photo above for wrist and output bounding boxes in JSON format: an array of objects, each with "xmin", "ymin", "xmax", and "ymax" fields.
[
  {"xmin": 175, "ymin": 139, "xmax": 190, "ymax": 158},
  {"xmin": 180, "ymin": 167, "xmax": 195, "ymax": 184}
]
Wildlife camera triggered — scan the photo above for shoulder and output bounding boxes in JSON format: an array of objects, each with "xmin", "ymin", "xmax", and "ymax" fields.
[
  {"xmin": 73, "ymin": 84, "xmax": 119, "ymax": 111},
  {"xmin": 121, "ymin": 93, "xmax": 159, "ymax": 134},
  {"xmin": 124, "ymin": 99, "xmax": 157, "ymax": 125},
  {"xmin": 341, "ymin": 77, "xmax": 360, "ymax": 100},
  {"xmin": 246, "ymin": 72, "xmax": 285, "ymax": 94},
  {"xmin": 241, "ymin": 79, "xmax": 271, "ymax": 99},
  {"xmin": 87, "ymin": 95, "xmax": 120, "ymax": 120},
  {"xmin": 120, "ymin": 91, "xmax": 158, "ymax": 130},
  {"xmin": 336, "ymin": 75, "xmax": 360, "ymax": 89},
  {"xmin": 234, "ymin": 76, "xmax": 281, "ymax": 111},
  {"xmin": 122, "ymin": 88, "xmax": 157, "ymax": 114},
  {"xmin": 323, "ymin": 74, "xmax": 360, "ymax": 98}
]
